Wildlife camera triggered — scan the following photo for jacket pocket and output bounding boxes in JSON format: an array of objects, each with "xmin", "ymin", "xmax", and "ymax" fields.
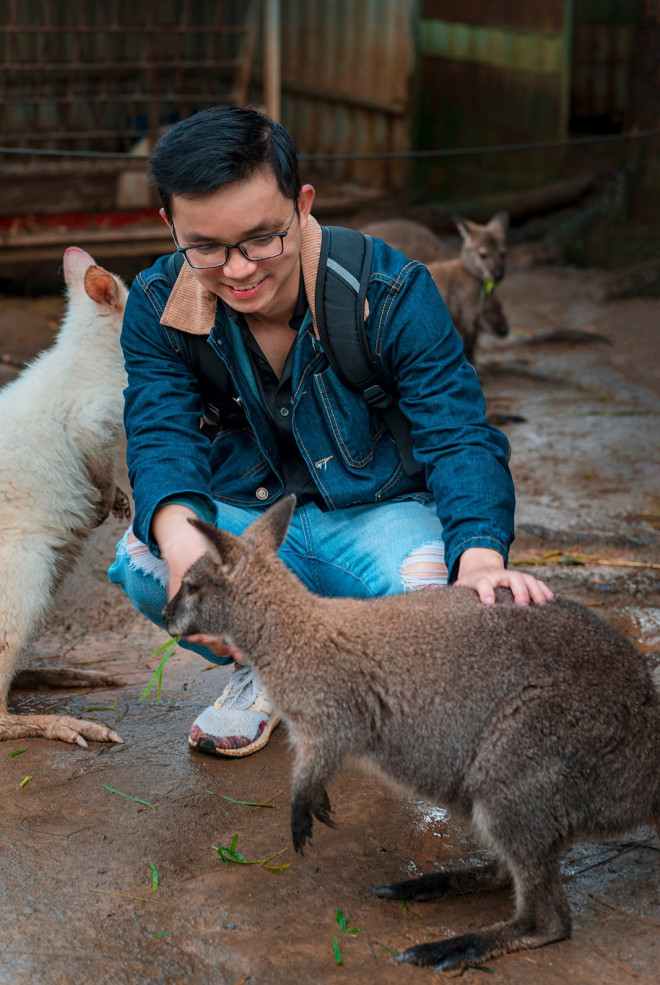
[
  {"xmin": 209, "ymin": 428, "xmax": 271, "ymax": 486},
  {"xmin": 313, "ymin": 366, "xmax": 389, "ymax": 469}
]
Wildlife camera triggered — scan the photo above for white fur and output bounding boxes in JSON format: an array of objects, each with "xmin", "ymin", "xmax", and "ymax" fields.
[{"xmin": 0, "ymin": 248, "xmax": 128, "ymax": 742}]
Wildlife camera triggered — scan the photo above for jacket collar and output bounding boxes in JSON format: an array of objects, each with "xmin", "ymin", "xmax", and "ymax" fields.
[{"xmin": 160, "ymin": 214, "xmax": 324, "ymax": 338}]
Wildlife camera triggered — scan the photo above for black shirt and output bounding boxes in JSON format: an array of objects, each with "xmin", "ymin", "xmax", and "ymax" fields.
[{"xmin": 222, "ymin": 276, "xmax": 323, "ymax": 506}]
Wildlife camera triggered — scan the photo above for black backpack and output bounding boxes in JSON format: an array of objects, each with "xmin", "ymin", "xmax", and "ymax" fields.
[{"xmin": 166, "ymin": 225, "xmax": 421, "ymax": 477}]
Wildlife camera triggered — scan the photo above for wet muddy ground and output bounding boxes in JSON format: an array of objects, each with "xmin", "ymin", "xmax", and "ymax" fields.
[{"xmin": 1, "ymin": 242, "xmax": 659, "ymax": 985}]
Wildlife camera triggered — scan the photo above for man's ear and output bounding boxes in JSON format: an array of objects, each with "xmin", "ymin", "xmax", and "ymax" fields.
[
  {"xmin": 159, "ymin": 207, "xmax": 172, "ymax": 229},
  {"xmin": 297, "ymin": 185, "xmax": 316, "ymax": 229}
]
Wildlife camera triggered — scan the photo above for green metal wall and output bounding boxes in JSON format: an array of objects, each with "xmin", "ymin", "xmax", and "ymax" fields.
[{"xmin": 412, "ymin": 0, "xmax": 574, "ymax": 200}]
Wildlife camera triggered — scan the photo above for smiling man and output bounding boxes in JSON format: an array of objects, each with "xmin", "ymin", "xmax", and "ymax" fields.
[{"xmin": 109, "ymin": 105, "xmax": 551, "ymax": 759}]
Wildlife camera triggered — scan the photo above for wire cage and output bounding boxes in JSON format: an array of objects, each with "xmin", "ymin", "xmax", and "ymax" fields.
[
  {"xmin": 1, "ymin": 0, "xmax": 259, "ymax": 155},
  {"xmin": 0, "ymin": 0, "xmax": 263, "ymax": 265}
]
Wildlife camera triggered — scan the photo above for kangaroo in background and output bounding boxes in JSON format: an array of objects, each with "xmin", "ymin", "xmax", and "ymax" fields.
[
  {"xmin": 361, "ymin": 213, "xmax": 510, "ymax": 363},
  {"xmin": 164, "ymin": 495, "xmax": 660, "ymax": 974},
  {"xmin": 0, "ymin": 248, "xmax": 129, "ymax": 748},
  {"xmin": 427, "ymin": 212, "xmax": 510, "ymax": 363}
]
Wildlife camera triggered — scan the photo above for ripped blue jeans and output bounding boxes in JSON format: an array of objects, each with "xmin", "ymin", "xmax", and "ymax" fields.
[{"xmin": 107, "ymin": 498, "xmax": 447, "ymax": 665}]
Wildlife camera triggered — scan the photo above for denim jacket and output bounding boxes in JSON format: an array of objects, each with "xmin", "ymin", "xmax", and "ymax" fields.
[{"xmin": 121, "ymin": 219, "xmax": 515, "ymax": 580}]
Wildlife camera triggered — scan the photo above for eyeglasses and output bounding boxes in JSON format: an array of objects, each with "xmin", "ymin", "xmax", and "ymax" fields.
[{"xmin": 171, "ymin": 206, "xmax": 298, "ymax": 269}]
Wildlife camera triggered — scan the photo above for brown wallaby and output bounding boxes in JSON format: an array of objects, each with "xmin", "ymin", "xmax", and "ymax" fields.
[
  {"xmin": 427, "ymin": 212, "xmax": 509, "ymax": 363},
  {"xmin": 0, "ymin": 248, "xmax": 129, "ymax": 747},
  {"xmin": 163, "ymin": 496, "xmax": 660, "ymax": 974},
  {"xmin": 453, "ymin": 212, "xmax": 509, "ymax": 283}
]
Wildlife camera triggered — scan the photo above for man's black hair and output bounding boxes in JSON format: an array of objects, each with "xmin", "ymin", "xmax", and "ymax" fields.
[{"xmin": 149, "ymin": 105, "xmax": 302, "ymax": 221}]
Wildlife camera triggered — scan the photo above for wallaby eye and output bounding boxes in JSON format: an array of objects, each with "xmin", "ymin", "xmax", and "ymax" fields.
[
  {"xmin": 479, "ymin": 251, "xmax": 488, "ymax": 259},
  {"xmin": 183, "ymin": 578, "xmax": 200, "ymax": 594}
]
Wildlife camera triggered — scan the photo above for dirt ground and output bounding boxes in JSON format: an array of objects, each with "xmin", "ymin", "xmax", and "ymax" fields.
[{"xmin": 0, "ymin": 230, "xmax": 659, "ymax": 985}]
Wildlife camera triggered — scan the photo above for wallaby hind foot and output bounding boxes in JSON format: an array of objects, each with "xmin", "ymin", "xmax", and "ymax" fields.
[
  {"xmin": 396, "ymin": 853, "xmax": 571, "ymax": 972},
  {"xmin": 0, "ymin": 711, "xmax": 124, "ymax": 747},
  {"xmin": 12, "ymin": 667, "xmax": 125, "ymax": 690}
]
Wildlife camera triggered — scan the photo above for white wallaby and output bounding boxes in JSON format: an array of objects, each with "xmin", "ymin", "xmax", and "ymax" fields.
[
  {"xmin": 164, "ymin": 495, "xmax": 660, "ymax": 974},
  {"xmin": 0, "ymin": 247, "xmax": 129, "ymax": 747}
]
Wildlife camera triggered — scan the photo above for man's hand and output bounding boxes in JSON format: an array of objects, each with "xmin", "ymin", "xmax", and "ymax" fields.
[
  {"xmin": 455, "ymin": 547, "xmax": 553, "ymax": 606},
  {"xmin": 152, "ymin": 502, "xmax": 211, "ymax": 601},
  {"xmin": 152, "ymin": 503, "xmax": 242, "ymax": 659}
]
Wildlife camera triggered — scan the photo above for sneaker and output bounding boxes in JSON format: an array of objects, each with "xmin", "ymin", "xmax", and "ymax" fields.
[{"xmin": 188, "ymin": 664, "xmax": 280, "ymax": 757}]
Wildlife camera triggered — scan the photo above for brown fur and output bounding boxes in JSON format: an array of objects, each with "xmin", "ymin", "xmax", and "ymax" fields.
[
  {"xmin": 164, "ymin": 496, "xmax": 660, "ymax": 974},
  {"xmin": 427, "ymin": 212, "xmax": 509, "ymax": 363},
  {"xmin": 359, "ymin": 218, "xmax": 452, "ymax": 264}
]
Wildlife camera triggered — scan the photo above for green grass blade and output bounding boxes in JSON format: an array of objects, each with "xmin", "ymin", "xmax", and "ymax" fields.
[
  {"xmin": 8, "ymin": 749, "xmax": 27, "ymax": 758},
  {"xmin": 332, "ymin": 936, "xmax": 342, "ymax": 964},
  {"xmin": 139, "ymin": 637, "xmax": 181, "ymax": 703},
  {"xmin": 206, "ymin": 789, "xmax": 275, "ymax": 808},
  {"xmin": 19, "ymin": 775, "xmax": 31, "ymax": 787},
  {"xmin": 102, "ymin": 784, "xmax": 155, "ymax": 809},
  {"xmin": 212, "ymin": 835, "xmax": 289, "ymax": 870},
  {"xmin": 149, "ymin": 862, "xmax": 158, "ymax": 892},
  {"xmin": 87, "ymin": 698, "xmax": 118, "ymax": 712}
]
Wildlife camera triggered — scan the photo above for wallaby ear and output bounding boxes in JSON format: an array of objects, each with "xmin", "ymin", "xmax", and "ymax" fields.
[
  {"xmin": 241, "ymin": 494, "xmax": 296, "ymax": 553},
  {"xmin": 488, "ymin": 211, "xmax": 510, "ymax": 233},
  {"xmin": 188, "ymin": 518, "xmax": 247, "ymax": 580},
  {"xmin": 452, "ymin": 215, "xmax": 477, "ymax": 242},
  {"xmin": 84, "ymin": 265, "xmax": 120, "ymax": 308}
]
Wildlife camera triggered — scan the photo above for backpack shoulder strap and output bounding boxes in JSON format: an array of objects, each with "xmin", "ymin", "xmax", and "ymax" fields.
[
  {"xmin": 166, "ymin": 249, "xmax": 185, "ymax": 286},
  {"xmin": 165, "ymin": 251, "xmax": 232, "ymax": 433},
  {"xmin": 314, "ymin": 225, "xmax": 375, "ymax": 392},
  {"xmin": 304, "ymin": 224, "xmax": 421, "ymax": 477}
]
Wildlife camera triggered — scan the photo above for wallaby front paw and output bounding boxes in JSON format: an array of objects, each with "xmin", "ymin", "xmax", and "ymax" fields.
[
  {"xmin": 313, "ymin": 787, "xmax": 335, "ymax": 828},
  {"xmin": 291, "ymin": 802, "xmax": 314, "ymax": 853},
  {"xmin": 112, "ymin": 486, "xmax": 131, "ymax": 521},
  {"xmin": 0, "ymin": 713, "xmax": 124, "ymax": 747},
  {"xmin": 292, "ymin": 787, "xmax": 335, "ymax": 852}
]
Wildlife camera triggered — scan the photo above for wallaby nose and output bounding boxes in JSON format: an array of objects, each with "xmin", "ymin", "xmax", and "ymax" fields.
[
  {"xmin": 494, "ymin": 267, "xmax": 504, "ymax": 282},
  {"xmin": 495, "ymin": 318, "xmax": 509, "ymax": 338}
]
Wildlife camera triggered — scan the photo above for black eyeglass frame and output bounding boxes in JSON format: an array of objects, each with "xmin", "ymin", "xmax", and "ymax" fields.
[{"xmin": 170, "ymin": 205, "xmax": 298, "ymax": 269}]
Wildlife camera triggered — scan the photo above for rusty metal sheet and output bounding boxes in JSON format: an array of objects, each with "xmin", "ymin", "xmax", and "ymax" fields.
[{"xmin": 279, "ymin": 0, "xmax": 416, "ymax": 189}]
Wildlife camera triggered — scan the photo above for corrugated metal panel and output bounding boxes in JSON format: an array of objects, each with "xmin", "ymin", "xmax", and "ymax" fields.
[
  {"xmin": 418, "ymin": 20, "xmax": 565, "ymax": 74},
  {"xmin": 279, "ymin": 0, "xmax": 417, "ymax": 190},
  {"xmin": 571, "ymin": 0, "xmax": 636, "ymax": 130},
  {"xmin": 412, "ymin": 0, "xmax": 574, "ymax": 199},
  {"xmin": 423, "ymin": 0, "xmax": 567, "ymax": 34}
]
